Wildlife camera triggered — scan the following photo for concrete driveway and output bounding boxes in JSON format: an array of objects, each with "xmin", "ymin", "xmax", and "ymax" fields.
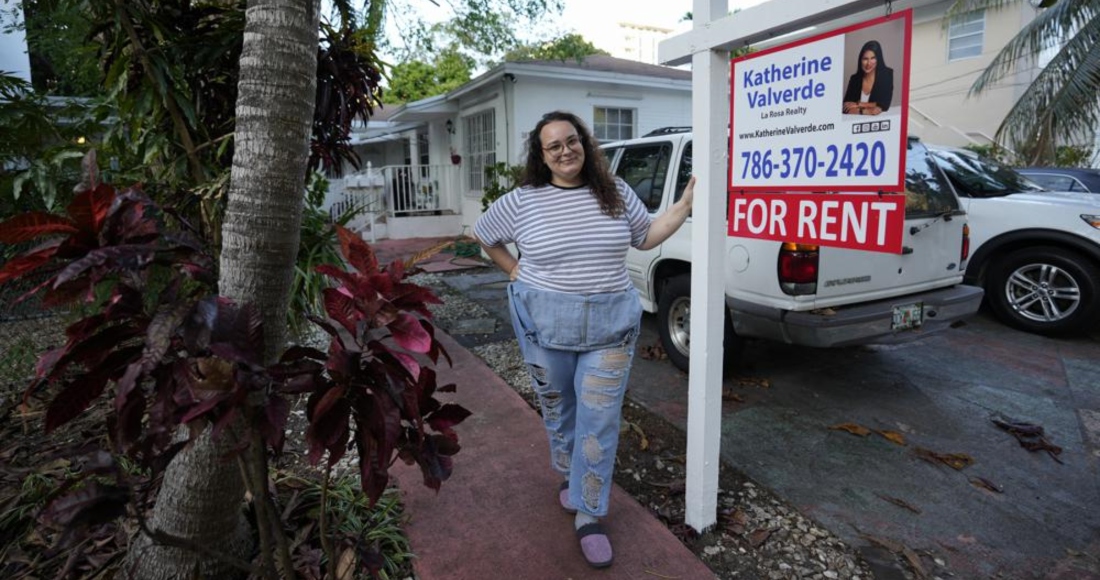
[
  {"xmin": 438, "ymin": 268, "xmax": 1099, "ymax": 578},
  {"xmin": 624, "ymin": 310, "xmax": 1100, "ymax": 579}
]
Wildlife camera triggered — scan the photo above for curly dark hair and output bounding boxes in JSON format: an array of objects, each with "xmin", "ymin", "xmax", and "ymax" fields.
[{"xmin": 521, "ymin": 111, "xmax": 623, "ymax": 217}]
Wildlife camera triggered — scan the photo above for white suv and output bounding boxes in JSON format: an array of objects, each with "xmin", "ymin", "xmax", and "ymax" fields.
[
  {"xmin": 602, "ymin": 130, "xmax": 984, "ymax": 371},
  {"xmin": 927, "ymin": 145, "xmax": 1100, "ymax": 335}
]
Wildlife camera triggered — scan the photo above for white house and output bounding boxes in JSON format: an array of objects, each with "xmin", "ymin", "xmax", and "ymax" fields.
[
  {"xmin": 329, "ymin": 55, "xmax": 691, "ymax": 241},
  {"xmin": 907, "ymin": 0, "xmax": 1042, "ymax": 147}
]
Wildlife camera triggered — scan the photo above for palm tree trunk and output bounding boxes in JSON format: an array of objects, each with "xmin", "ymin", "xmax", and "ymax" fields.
[
  {"xmin": 124, "ymin": 1, "xmax": 320, "ymax": 577},
  {"xmin": 219, "ymin": 0, "xmax": 321, "ymax": 358},
  {"xmin": 125, "ymin": 428, "xmax": 255, "ymax": 579}
]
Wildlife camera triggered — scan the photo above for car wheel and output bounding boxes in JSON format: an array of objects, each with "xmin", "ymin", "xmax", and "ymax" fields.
[
  {"xmin": 656, "ymin": 274, "xmax": 742, "ymax": 373},
  {"xmin": 986, "ymin": 246, "xmax": 1100, "ymax": 335}
]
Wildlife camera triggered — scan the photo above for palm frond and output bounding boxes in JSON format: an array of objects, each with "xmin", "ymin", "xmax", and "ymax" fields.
[
  {"xmin": 971, "ymin": 0, "xmax": 1099, "ymax": 91},
  {"xmin": 402, "ymin": 240, "xmax": 456, "ymax": 271},
  {"xmin": 991, "ymin": 5, "xmax": 1100, "ymax": 155},
  {"xmin": 947, "ymin": 0, "xmax": 1022, "ymax": 19}
]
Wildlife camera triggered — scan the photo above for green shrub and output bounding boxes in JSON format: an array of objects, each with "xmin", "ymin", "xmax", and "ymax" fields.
[
  {"xmin": 480, "ymin": 162, "xmax": 524, "ymax": 212},
  {"xmin": 290, "ymin": 172, "xmax": 363, "ymax": 338}
]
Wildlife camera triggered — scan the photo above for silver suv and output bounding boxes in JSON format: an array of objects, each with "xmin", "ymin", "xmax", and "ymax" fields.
[{"xmin": 602, "ymin": 131, "xmax": 985, "ymax": 371}]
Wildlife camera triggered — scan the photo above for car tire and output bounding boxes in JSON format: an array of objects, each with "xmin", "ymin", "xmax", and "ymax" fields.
[
  {"xmin": 985, "ymin": 246, "xmax": 1100, "ymax": 335},
  {"xmin": 656, "ymin": 274, "xmax": 742, "ymax": 373}
]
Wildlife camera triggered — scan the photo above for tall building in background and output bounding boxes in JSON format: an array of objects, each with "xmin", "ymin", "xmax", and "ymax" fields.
[{"xmin": 612, "ymin": 22, "xmax": 674, "ymax": 65}]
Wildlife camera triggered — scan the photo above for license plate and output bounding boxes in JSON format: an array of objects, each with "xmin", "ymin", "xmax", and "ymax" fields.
[{"xmin": 892, "ymin": 302, "xmax": 923, "ymax": 330}]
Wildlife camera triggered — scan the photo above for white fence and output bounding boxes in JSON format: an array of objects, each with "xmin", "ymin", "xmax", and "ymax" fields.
[{"xmin": 328, "ymin": 163, "xmax": 464, "ymax": 241}]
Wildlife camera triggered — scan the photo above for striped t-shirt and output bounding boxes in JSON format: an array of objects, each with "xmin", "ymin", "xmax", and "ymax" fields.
[{"xmin": 474, "ymin": 180, "xmax": 652, "ymax": 294}]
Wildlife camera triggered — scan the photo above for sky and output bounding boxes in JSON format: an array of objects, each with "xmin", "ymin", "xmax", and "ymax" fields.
[
  {"xmin": 559, "ymin": 0, "xmax": 768, "ymax": 55},
  {"xmin": 0, "ymin": 2, "xmax": 31, "ymax": 82},
  {"xmin": 359, "ymin": 0, "xmax": 771, "ymax": 64}
]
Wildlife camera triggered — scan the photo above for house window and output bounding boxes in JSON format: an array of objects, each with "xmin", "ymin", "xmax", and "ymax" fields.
[
  {"xmin": 593, "ymin": 107, "xmax": 635, "ymax": 142},
  {"xmin": 464, "ymin": 109, "xmax": 496, "ymax": 191},
  {"xmin": 948, "ymin": 10, "xmax": 984, "ymax": 61}
]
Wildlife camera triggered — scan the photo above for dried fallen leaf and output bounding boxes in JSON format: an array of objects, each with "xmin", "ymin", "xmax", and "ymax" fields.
[
  {"xmin": 875, "ymin": 430, "xmax": 907, "ymax": 446},
  {"xmin": 991, "ymin": 414, "xmax": 1044, "ymax": 437},
  {"xmin": 875, "ymin": 493, "xmax": 922, "ymax": 514},
  {"xmin": 639, "ymin": 343, "xmax": 667, "ymax": 361},
  {"xmin": 829, "ymin": 422, "xmax": 871, "ymax": 437},
  {"xmin": 621, "ymin": 420, "xmax": 649, "ymax": 450},
  {"xmin": 749, "ymin": 528, "xmax": 772, "ymax": 548},
  {"xmin": 913, "ymin": 447, "xmax": 974, "ymax": 470},
  {"xmin": 735, "ymin": 376, "xmax": 770, "ymax": 388},
  {"xmin": 193, "ymin": 356, "xmax": 234, "ymax": 391},
  {"xmin": 721, "ymin": 388, "xmax": 744, "ymax": 402},
  {"xmin": 990, "ymin": 413, "xmax": 1064, "ymax": 463},
  {"xmin": 336, "ymin": 547, "xmax": 356, "ymax": 580},
  {"xmin": 862, "ymin": 534, "xmax": 928, "ymax": 579},
  {"xmin": 902, "ymin": 546, "xmax": 928, "ymax": 578},
  {"xmin": 668, "ymin": 522, "xmax": 699, "ymax": 541},
  {"xmin": 968, "ymin": 476, "xmax": 1004, "ymax": 493},
  {"xmin": 720, "ymin": 509, "xmax": 751, "ymax": 534}
]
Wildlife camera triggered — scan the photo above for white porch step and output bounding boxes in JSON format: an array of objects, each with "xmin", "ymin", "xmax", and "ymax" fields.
[{"xmin": 359, "ymin": 212, "xmax": 464, "ymax": 241}]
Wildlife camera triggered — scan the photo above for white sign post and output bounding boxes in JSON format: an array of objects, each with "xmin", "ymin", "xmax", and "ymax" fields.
[
  {"xmin": 683, "ymin": 0, "xmax": 729, "ymax": 533},
  {"xmin": 661, "ymin": 0, "xmax": 927, "ymax": 534}
]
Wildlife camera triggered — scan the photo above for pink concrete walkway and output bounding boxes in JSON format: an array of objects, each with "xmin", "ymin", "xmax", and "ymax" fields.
[{"xmin": 392, "ymin": 329, "xmax": 717, "ymax": 580}]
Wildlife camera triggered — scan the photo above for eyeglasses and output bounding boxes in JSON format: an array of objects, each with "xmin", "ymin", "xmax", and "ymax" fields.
[{"xmin": 543, "ymin": 135, "xmax": 581, "ymax": 157}]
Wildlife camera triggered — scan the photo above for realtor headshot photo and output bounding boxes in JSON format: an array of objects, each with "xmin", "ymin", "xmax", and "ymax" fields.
[{"xmin": 841, "ymin": 19, "xmax": 905, "ymax": 116}]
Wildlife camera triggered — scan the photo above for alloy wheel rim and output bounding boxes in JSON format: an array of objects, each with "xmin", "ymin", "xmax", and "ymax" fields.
[
  {"xmin": 1005, "ymin": 262, "xmax": 1081, "ymax": 323},
  {"xmin": 668, "ymin": 296, "xmax": 691, "ymax": 356}
]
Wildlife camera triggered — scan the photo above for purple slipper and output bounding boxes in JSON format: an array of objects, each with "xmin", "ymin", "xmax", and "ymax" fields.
[
  {"xmin": 559, "ymin": 481, "xmax": 577, "ymax": 514},
  {"xmin": 576, "ymin": 522, "xmax": 613, "ymax": 568}
]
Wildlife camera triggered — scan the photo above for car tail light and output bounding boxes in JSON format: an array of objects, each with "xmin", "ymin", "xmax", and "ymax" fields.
[
  {"xmin": 778, "ymin": 242, "xmax": 818, "ymax": 295},
  {"xmin": 961, "ymin": 223, "xmax": 971, "ymax": 262}
]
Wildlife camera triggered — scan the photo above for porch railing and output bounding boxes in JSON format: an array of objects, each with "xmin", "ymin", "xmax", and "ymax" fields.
[{"xmin": 339, "ymin": 163, "xmax": 461, "ymax": 218}]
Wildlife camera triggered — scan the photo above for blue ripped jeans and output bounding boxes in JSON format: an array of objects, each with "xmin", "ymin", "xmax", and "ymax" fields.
[{"xmin": 507, "ymin": 280, "xmax": 642, "ymax": 517}]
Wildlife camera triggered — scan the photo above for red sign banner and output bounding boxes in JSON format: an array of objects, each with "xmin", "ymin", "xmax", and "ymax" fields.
[{"xmin": 727, "ymin": 193, "xmax": 905, "ymax": 253}]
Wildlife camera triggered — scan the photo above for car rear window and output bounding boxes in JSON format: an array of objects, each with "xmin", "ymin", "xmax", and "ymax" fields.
[
  {"xmin": 614, "ymin": 142, "xmax": 673, "ymax": 212},
  {"xmin": 929, "ymin": 149, "xmax": 1045, "ymax": 198},
  {"xmin": 903, "ymin": 144, "xmax": 960, "ymax": 218},
  {"xmin": 1020, "ymin": 173, "xmax": 1087, "ymax": 192}
]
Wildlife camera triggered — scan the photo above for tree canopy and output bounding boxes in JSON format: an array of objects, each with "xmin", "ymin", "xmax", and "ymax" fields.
[
  {"xmin": 16, "ymin": 0, "xmax": 101, "ymax": 96},
  {"xmin": 502, "ymin": 33, "xmax": 608, "ymax": 63},
  {"xmin": 383, "ymin": 46, "xmax": 474, "ymax": 103},
  {"xmin": 385, "ymin": 0, "xmax": 564, "ymax": 64},
  {"xmin": 383, "ymin": 31, "xmax": 606, "ymax": 104}
]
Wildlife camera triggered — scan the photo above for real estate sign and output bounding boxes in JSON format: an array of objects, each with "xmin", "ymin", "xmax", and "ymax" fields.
[{"xmin": 726, "ymin": 10, "xmax": 913, "ymax": 253}]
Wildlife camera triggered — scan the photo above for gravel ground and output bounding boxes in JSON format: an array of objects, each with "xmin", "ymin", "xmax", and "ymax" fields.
[{"xmin": 410, "ymin": 271, "xmax": 895, "ymax": 580}]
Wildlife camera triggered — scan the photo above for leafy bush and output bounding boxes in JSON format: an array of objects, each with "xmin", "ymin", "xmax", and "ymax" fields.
[
  {"xmin": 1052, "ymin": 145, "xmax": 1095, "ymax": 168},
  {"xmin": 0, "ymin": 74, "xmax": 100, "ymax": 218},
  {"xmin": 0, "ymin": 152, "xmax": 469, "ymax": 575},
  {"xmin": 480, "ymin": 162, "xmax": 524, "ymax": 212},
  {"xmin": 962, "ymin": 143, "xmax": 1017, "ymax": 165},
  {"xmin": 291, "ymin": 173, "xmax": 363, "ymax": 338}
]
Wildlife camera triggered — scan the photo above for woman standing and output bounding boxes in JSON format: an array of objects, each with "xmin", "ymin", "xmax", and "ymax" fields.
[
  {"xmin": 474, "ymin": 111, "xmax": 695, "ymax": 568},
  {"xmin": 842, "ymin": 40, "xmax": 894, "ymax": 115}
]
